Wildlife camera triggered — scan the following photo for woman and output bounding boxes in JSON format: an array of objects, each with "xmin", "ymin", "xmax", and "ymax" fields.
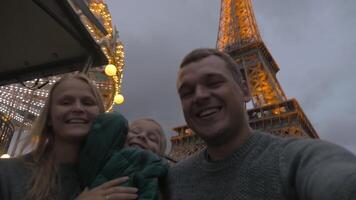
[{"xmin": 0, "ymin": 73, "xmax": 137, "ymax": 200}]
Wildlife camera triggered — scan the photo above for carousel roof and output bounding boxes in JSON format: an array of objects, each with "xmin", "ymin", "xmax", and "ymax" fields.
[{"xmin": 0, "ymin": 0, "xmax": 108, "ymax": 86}]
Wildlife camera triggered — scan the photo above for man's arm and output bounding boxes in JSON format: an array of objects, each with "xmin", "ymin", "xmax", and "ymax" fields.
[{"xmin": 280, "ymin": 139, "xmax": 356, "ymax": 200}]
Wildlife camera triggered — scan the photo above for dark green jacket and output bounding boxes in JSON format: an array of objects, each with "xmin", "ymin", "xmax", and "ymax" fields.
[{"xmin": 78, "ymin": 112, "xmax": 168, "ymax": 200}]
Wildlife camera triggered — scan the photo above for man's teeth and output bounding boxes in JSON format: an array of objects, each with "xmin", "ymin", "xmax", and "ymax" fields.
[{"xmin": 198, "ymin": 108, "xmax": 220, "ymax": 117}]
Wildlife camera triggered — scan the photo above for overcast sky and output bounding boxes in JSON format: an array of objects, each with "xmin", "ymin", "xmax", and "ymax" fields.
[{"xmin": 106, "ymin": 0, "xmax": 356, "ymax": 154}]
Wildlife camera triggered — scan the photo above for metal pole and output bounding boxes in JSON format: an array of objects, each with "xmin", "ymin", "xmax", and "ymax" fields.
[
  {"xmin": 81, "ymin": 55, "xmax": 93, "ymax": 74},
  {"xmin": 10, "ymin": 89, "xmax": 35, "ymax": 156}
]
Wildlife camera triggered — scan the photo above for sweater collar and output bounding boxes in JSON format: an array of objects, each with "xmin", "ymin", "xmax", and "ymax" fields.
[{"xmin": 195, "ymin": 132, "xmax": 262, "ymax": 171}]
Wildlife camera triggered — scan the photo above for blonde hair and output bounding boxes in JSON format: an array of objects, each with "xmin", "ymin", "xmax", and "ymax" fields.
[
  {"xmin": 25, "ymin": 73, "xmax": 105, "ymax": 200},
  {"xmin": 130, "ymin": 118, "xmax": 167, "ymax": 155}
]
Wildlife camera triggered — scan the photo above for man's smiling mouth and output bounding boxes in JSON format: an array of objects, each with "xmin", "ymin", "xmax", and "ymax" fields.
[{"xmin": 196, "ymin": 106, "xmax": 222, "ymax": 118}]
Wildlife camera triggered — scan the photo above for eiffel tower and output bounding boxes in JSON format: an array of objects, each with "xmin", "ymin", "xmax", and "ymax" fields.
[{"xmin": 170, "ymin": 0, "xmax": 319, "ymax": 161}]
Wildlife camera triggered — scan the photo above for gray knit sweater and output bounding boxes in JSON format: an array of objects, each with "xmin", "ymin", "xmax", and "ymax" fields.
[
  {"xmin": 165, "ymin": 132, "xmax": 356, "ymax": 200},
  {"xmin": 0, "ymin": 154, "xmax": 82, "ymax": 200}
]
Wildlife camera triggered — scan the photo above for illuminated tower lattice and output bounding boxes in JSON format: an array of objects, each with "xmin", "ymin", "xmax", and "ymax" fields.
[
  {"xmin": 0, "ymin": 0, "xmax": 125, "ymax": 156},
  {"xmin": 170, "ymin": 0, "xmax": 319, "ymax": 161}
]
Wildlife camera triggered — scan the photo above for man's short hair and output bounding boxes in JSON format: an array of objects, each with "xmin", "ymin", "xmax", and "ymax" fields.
[{"xmin": 180, "ymin": 48, "xmax": 244, "ymax": 84}]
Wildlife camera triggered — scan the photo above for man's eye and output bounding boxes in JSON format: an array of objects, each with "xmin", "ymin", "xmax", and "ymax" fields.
[
  {"xmin": 180, "ymin": 90, "xmax": 193, "ymax": 98},
  {"xmin": 207, "ymin": 80, "xmax": 223, "ymax": 88}
]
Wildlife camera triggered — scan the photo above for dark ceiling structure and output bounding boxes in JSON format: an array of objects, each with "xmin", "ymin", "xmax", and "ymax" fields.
[{"xmin": 0, "ymin": 0, "xmax": 108, "ymax": 86}]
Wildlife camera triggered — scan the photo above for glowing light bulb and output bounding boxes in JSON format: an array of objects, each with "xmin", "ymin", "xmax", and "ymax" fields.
[
  {"xmin": 114, "ymin": 94, "xmax": 124, "ymax": 105},
  {"xmin": 104, "ymin": 64, "xmax": 117, "ymax": 76}
]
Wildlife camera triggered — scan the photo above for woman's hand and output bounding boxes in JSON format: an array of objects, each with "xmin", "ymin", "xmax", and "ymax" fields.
[{"xmin": 75, "ymin": 177, "xmax": 138, "ymax": 200}]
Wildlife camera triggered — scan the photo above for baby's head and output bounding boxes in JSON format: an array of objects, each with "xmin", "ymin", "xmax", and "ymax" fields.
[{"xmin": 125, "ymin": 118, "xmax": 167, "ymax": 156}]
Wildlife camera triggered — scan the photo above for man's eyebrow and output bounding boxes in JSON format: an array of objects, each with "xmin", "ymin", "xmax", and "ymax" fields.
[{"xmin": 204, "ymin": 73, "xmax": 224, "ymax": 79}]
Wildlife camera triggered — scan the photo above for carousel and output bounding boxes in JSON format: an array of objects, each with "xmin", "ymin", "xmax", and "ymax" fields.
[{"xmin": 0, "ymin": 0, "xmax": 124, "ymax": 156}]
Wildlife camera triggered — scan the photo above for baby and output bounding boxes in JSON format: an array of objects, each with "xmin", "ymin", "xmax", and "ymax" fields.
[
  {"xmin": 78, "ymin": 112, "xmax": 168, "ymax": 200},
  {"xmin": 125, "ymin": 118, "xmax": 167, "ymax": 156}
]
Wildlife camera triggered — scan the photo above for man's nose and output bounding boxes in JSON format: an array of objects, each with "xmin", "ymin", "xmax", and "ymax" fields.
[{"xmin": 194, "ymin": 85, "xmax": 210, "ymax": 103}]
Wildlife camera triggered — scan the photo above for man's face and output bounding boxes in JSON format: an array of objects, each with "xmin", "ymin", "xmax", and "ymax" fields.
[
  {"xmin": 125, "ymin": 119, "xmax": 162, "ymax": 155},
  {"xmin": 177, "ymin": 55, "xmax": 248, "ymax": 145}
]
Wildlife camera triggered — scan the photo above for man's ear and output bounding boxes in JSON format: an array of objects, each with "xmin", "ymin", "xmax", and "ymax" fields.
[{"xmin": 240, "ymin": 80, "xmax": 251, "ymax": 103}]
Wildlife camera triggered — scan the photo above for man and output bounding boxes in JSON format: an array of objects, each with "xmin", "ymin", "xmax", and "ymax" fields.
[{"xmin": 165, "ymin": 48, "xmax": 356, "ymax": 200}]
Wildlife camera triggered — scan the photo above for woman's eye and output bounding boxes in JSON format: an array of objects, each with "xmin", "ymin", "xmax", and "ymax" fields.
[
  {"xmin": 84, "ymin": 101, "xmax": 94, "ymax": 106},
  {"xmin": 82, "ymin": 99, "xmax": 96, "ymax": 106},
  {"xmin": 60, "ymin": 100, "xmax": 71, "ymax": 105}
]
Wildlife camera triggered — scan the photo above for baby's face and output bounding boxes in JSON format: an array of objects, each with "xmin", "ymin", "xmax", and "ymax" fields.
[{"xmin": 125, "ymin": 120, "xmax": 162, "ymax": 155}]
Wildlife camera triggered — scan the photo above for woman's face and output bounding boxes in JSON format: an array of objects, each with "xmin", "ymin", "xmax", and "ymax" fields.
[{"xmin": 49, "ymin": 78, "xmax": 100, "ymax": 143}]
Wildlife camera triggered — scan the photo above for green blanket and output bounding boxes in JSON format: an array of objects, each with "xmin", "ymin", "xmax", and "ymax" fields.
[{"xmin": 78, "ymin": 112, "xmax": 168, "ymax": 200}]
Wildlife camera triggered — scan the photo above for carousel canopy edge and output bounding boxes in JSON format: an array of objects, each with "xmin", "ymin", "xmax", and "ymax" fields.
[{"xmin": 0, "ymin": 0, "xmax": 109, "ymax": 86}]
